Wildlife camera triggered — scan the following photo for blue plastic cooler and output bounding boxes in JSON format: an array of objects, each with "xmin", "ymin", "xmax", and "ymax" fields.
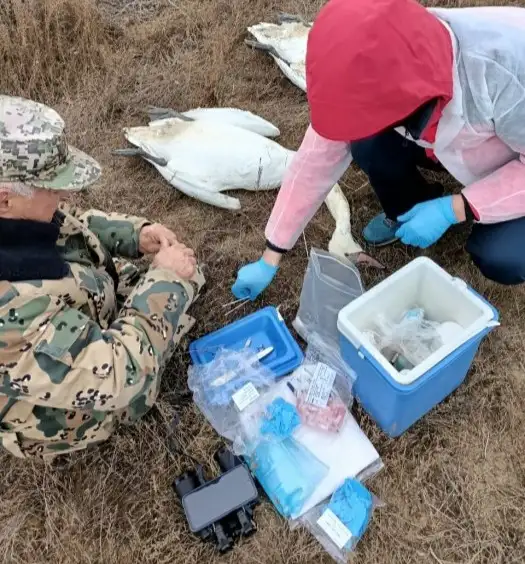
[{"xmin": 337, "ymin": 257, "xmax": 499, "ymax": 437}]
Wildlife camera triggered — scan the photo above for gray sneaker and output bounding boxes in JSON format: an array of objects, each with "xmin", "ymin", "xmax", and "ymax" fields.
[{"xmin": 363, "ymin": 213, "xmax": 400, "ymax": 246}]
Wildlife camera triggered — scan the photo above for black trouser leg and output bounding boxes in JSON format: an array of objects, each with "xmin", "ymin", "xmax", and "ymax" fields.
[
  {"xmin": 467, "ymin": 218, "xmax": 525, "ymax": 285},
  {"xmin": 351, "ymin": 130, "xmax": 445, "ymax": 221}
]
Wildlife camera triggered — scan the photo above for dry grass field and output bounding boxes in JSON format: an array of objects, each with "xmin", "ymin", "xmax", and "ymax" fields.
[{"xmin": 1, "ymin": 0, "xmax": 525, "ymax": 562}]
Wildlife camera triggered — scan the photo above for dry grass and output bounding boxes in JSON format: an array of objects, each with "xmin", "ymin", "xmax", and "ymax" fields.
[{"xmin": 1, "ymin": 0, "xmax": 525, "ymax": 562}]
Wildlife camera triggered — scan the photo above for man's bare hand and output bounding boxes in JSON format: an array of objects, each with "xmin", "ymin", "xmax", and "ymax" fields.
[
  {"xmin": 152, "ymin": 242, "xmax": 197, "ymax": 279},
  {"xmin": 139, "ymin": 224, "xmax": 178, "ymax": 254}
]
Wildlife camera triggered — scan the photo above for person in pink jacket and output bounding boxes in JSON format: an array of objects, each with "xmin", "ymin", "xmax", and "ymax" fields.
[{"xmin": 232, "ymin": 0, "xmax": 525, "ymax": 300}]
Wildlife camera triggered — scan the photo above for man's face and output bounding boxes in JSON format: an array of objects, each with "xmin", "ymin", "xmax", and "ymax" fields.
[{"xmin": 0, "ymin": 186, "xmax": 64, "ymax": 222}]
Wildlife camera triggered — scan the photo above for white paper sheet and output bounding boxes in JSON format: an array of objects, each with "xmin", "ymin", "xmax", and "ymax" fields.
[
  {"xmin": 232, "ymin": 382, "xmax": 260, "ymax": 411},
  {"xmin": 292, "ymin": 405, "xmax": 380, "ymax": 518}
]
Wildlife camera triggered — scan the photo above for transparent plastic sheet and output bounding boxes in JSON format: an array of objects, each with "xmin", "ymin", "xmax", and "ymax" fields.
[
  {"xmin": 299, "ymin": 478, "xmax": 383, "ymax": 564},
  {"xmin": 354, "ymin": 458, "xmax": 385, "ymax": 485},
  {"xmin": 293, "ymin": 248, "xmax": 364, "ymax": 349},
  {"xmin": 366, "ymin": 308, "xmax": 445, "ymax": 370},
  {"xmin": 235, "ymin": 393, "xmax": 329, "ymax": 519},
  {"xmin": 287, "ymin": 341, "xmax": 355, "ymax": 433},
  {"xmin": 187, "ymin": 347, "xmax": 276, "ymax": 442},
  {"xmin": 291, "ymin": 402, "xmax": 384, "ymax": 519}
]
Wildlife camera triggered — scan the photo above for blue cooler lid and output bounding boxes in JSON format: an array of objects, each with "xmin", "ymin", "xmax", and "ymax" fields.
[{"xmin": 189, "ymin": 306, "xmax": 304, "ymax": 379}]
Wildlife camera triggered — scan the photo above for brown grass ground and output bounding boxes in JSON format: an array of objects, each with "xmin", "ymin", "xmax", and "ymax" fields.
[{"xmin": 1, "ymin": 0, "xmax": 525, "ymax": 562}]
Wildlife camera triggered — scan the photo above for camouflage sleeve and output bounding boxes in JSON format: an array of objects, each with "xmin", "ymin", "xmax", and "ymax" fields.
[
  {"xmin": 0, "ymin": 268, "xmax": 205, "ymax": 416},
  {"xmin": 59, "ymin": 203, "xmax": 150, "ymax": 258}
]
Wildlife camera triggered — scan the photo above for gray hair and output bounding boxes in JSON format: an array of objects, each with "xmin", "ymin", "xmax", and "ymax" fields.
[{"xmin": 0, "ymin": 182, "xmax": 35, "ymax": 197}]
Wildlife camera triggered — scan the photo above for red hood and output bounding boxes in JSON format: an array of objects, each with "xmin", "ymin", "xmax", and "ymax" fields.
[{"xmin": 306, "ymin": 0, "xmax": 454, "ymax": 142}]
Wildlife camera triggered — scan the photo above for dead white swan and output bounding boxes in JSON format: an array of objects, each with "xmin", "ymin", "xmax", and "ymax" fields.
[
  {"xmin": 114, "ymin": 107, "xmax": 382, "ymax": 267},
  {"xmin": 246, "ymin": 14, "xmax": 311, "ymax": 92}
]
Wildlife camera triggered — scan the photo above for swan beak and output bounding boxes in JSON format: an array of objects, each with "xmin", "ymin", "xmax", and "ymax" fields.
[{"xmin": 349, "ymin": 252, "xmax": 386, "ymax": 270}]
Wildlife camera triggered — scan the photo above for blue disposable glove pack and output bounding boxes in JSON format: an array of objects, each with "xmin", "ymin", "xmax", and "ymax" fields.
[
  {"xmin": 300, "ymin": 478, "xmax": 380, "ymax": 563},
  {"xmin": 247, "ymin": 436, "xmax": 328, "ymax": 519},
  {"xmin": 232, "ymin": 258, "xmax": 278, "ymax": 301},
  {"xmin": 327, "ymin": 479, "xmax": 374, "ymax": 543},
  {"xmin": 241, "ymin": 397, "xmax": 328, "ymax": 518},
  {"xmin": 259, "ymin": 397, "xmax": 301, "ymax": 439},
  {"xmin": 395, "ymin": 196, "xmax": 459, "ymax": 249}
]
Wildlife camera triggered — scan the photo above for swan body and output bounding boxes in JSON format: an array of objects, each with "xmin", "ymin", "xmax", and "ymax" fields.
[
  {"xmin": 246, "ymin": 16, "xmax": 311, "ymax": 92},
  {"xmin": 122, "ymin": 114, "xmax": 291, "ymax": 210},
  {"xmin": 178, "ymin": 107, "xmax": 281, "ymax": 137},
  {"xmin": 115, "ymin": 107, "xmax": 383, "ymax": 267}
]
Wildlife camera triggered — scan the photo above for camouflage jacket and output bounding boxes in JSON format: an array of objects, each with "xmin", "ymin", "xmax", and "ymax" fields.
[{"xmin": 0, "ymin": 203, "xmax": 204, "ymax": 459}]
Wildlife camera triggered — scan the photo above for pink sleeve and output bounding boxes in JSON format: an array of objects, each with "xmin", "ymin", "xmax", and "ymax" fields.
[
  {"xmin": 463, "ymin": 155, "xmax": 525, "ymax": 223},
  {"xmin": 462, "ymin": 60, "xmax": 525, "ymax": 224},
  {"xmin": 265, "ymin": 125, "xmax": 353, "ymax": 250}
]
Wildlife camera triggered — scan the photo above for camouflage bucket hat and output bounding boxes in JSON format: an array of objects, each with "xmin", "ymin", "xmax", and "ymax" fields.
[{"xmin": 0, "ymin": 95, "xmax": 101, "ymax": 191}]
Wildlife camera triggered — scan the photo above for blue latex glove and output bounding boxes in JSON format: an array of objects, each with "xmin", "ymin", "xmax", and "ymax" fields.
[
  {"xmin": 328, "ymin": 478, "xmax": 373, "ymax": 544},
  {"xmin": 260, "ymin": 398, "xmax": 301, "ymax": 439},
  {"xmin": 395, "ymin": 196, "xmax": 459, "ymax": 249},
  {"xmin": 232, "ymin": 258, "xmax": 278, "ymax": 300}
]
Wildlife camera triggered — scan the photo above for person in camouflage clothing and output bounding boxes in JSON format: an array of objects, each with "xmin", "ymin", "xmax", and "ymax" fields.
[{"xmin": 0, "ymin": 95, "xmax": 205, "ymax": 459}]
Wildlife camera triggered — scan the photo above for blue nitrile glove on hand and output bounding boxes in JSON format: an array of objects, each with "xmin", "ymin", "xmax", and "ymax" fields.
[
  {"xmin": 395, "ymin": 196, "xmax": 459, "ymax": 249},
  {"xmin": 232, "ymin": 258, "xmax": 278, "ymax": 301}
]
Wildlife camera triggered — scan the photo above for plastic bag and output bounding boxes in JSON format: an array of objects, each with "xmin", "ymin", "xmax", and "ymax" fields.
[
  {"xmin": 187, "ymin": 346, "xmax": 276, "ymax": 441},
  {"xmin": 368, "ymin": 308, "xmax": 444, "ymax": 369},
  {"xmin": 234, "ymin": 390, "xmax": 329, "ymax": 519},
  {"xmin": 287, "ymin": 342, "xmax": 355, "ymax": 433},
  {"xmin": 300, "ymin": 478, "xmax": 382, "ymax": 563},
  {"xmin": 234, "ymin": 393, "xmax": 303, "ymax": 455},
  {"xmin": 293, "ymin": 248, "xmax": 363, "ymax": 349},
  {"xmin": 303, "ymin": 332, "xmax": 357, "ymax": 395},
  {"xmin": 236, "ymin": 378, "xmax": 383, "ymax": 521},
  {"xmin": 246, "ymin": 435, "xmax": 329, "ymax": 519}
]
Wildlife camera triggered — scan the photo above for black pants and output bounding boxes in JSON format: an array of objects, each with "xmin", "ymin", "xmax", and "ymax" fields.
[{"xmin": 351, "ymin": 130, "xmax": 525, "ymax": 285}]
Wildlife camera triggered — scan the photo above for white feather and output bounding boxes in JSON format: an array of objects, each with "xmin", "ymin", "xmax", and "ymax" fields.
[
  {"xmin": 180, "ymin": 107, "xmax": 281, "ymax": 137},
  {"xmin": 247, "ymin": 21, "xmax": 310, "ymax": 92}
]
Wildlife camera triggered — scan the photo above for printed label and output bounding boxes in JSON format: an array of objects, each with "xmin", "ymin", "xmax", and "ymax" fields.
[
  {"xmin": 232, "ymin": 382, "xmax": 259, "ymax": 411},
  {"xmin": 317, "ymin": 508, "xmax": 353, "ymax": 550},
  {"xmin": 305, "ymin": 362, "xmax": 337, "ymax": 407}
]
